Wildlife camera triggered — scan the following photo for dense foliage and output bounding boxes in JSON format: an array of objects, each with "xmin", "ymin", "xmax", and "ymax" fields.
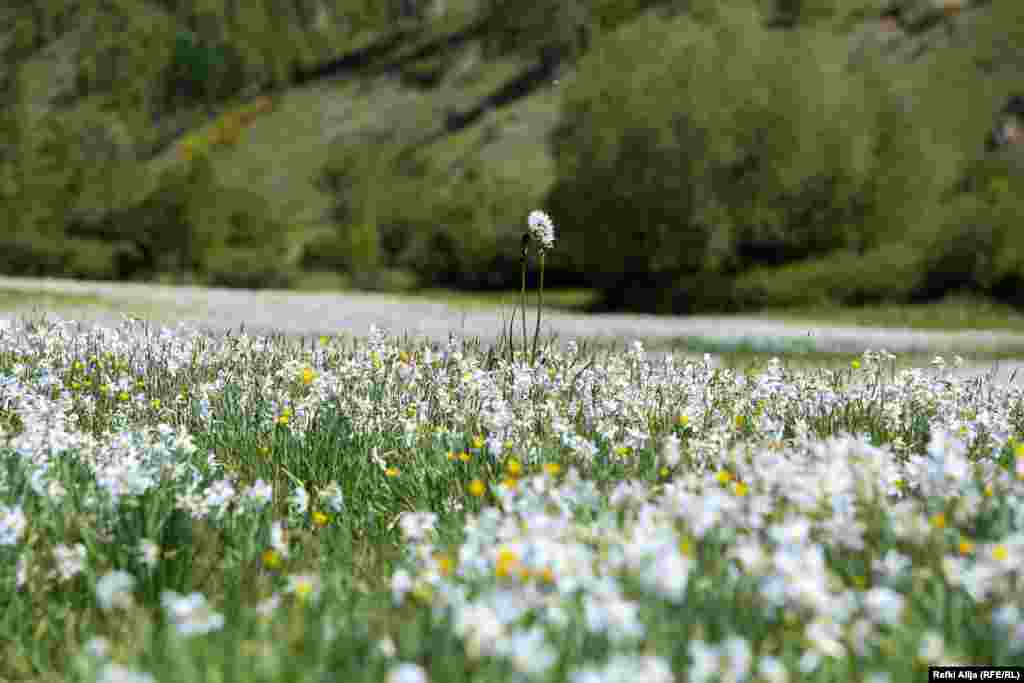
[{"xmin": 1, "ymin": 0, "xmax": 1023, "ymax": 312}]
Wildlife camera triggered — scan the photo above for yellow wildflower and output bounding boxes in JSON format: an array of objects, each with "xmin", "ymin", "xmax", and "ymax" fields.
[
  {"xmin": 262, "ymin": 549, "xmax": 282, "ymax": 570},
  {"xmin": 495, "ymin": 547, "xmax": 519, "ymax": 579},
  {"xmin": 433, "ymin": 554, "xmax": 454, "ymax": 576}
]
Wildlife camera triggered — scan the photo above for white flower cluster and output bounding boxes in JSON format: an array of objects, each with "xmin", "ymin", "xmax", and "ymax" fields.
[{"xmin": 527, "ymin": 210, "xmax": 556, "ymax": 251}]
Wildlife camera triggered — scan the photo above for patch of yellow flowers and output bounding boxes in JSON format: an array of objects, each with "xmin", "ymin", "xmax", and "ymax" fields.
[{"xmin": 177, "ymin": 95, "xmax": 276, "ymax": 161}]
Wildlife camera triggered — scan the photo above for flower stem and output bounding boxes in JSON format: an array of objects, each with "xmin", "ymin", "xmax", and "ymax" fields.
[
  {"xmin": 519, "ymin": 233, "xmax": 530, "ymax": 365},
  {"xmin": 531, "ymin": 251, "xmax": 546, "ymax": 366}
]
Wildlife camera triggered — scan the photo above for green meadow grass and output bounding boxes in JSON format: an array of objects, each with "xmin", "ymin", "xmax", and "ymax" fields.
[
  {"xmin": 764, "ymin": 292, "xmax": 1024, "ymax": 335},
  {"xmin": 1, "ymin": 214, "xmax": 1023, "ymax": 683},
  {"xmin": 130, "ymin": 21, "xmax": 562, "ymax": 280},
  {"xmin": 0, "ymin": 288, "xmax": 206, "ymax": 327}
]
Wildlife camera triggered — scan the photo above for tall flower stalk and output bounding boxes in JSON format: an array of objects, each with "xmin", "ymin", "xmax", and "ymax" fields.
[
  {"xmin": 506, "ymin": 210, "xmax": 556, "ymax": 368},
  {"xmin": 518, "ymin": 232, "xmax": 530, "ymax": 362}
]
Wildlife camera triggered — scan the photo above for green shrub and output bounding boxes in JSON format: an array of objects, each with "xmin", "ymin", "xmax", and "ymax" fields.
[
  {"xmin": 349, "ymin": 267, "xmax": 421, "ymax": 293},
  {"xmin": 317, "ymin": 139, "xmax": 405, "ymax": 276},
  {"xmin": 71, "ymin": 154, "xmax": 297, "ymax": 288},
  {"xmin": 479, "ymin": 0, "xmax": 589, "ymax": 60},
  {"xmin": 298, "ymin": 230, "xmax": 355, "ymax": 274},
  {"xmin": 755, "ymin": 0, "xmax": 872, "ymax": 29},
  {"xmin": 162, "ymin": 30, "xmax": 250, "ymax": 112},
  {"xmin": 545, "ymin": 3, "xmax": 947, "ymax": 313},
  {"xmin": 482, "ymin": 0, "xmax": 684, "ymax": 61},
  {"xmin": 1, "ymin": 86, "xmax": 105, "ymax": 244},
  {"xmin": 318, "ymin": 136, "xmax": 544, "ymax": 291},
  {"xmin": 915, "ymin": 166, "xmax": 1024, "ymax": 306},
  {"xmin": 584, "ymin": 269, "xmax": 747, "ymax": 315},
  {"xmin": 183, "ymin": 182, "xmax": 297, "ymax": 288},
  {"xmin": 386, "ymin": 154, "xmax": 533, "ymax": 288},
  {"xmin": 588, "ymin": 0, "xmax": 674, "ymax": 33},
  {"xmin": 49, "ymin": 102, "xmax": 145, "ymax": 226},
  {"xmin": 881, "ymin": 4, "xmax": 1024, "ymax": 308},
  {"xmin": 59, "ymin": 237, "xmax": 127, "ymax": 281},
  {"xmin": 170, "ymin": 30, "xmax": 228, "ymax": 93},
  {"xmin": 732, "ymin": 242, "xmax": 929, "ymax": 310},
  {"xmin": 198, "ymin": 246, "xmax": 299, "ymax": 290},
  {"xmin": 0, "ymin": 232, "xmax": 67, "ymax": 277}
]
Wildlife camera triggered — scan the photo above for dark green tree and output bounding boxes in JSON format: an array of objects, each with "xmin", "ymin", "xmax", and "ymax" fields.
[{"xmin": 545, "ymin": 3, "xmax": 941, "ymax": 313}]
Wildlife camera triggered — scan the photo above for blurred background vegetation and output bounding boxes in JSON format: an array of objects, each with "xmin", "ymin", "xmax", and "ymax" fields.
[{"xmin": 1, "ymin": 0, "xmax": 1022, "ymax": 315}]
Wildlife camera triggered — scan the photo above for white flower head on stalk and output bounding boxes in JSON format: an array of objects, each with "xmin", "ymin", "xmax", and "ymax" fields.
[
  {"xmin": 527, "ymin": 210, "xmax": 556, "ymax": 251},
  {"xmin": 502, "ymin": 210, "xmax": 558, "ymax": 367}
]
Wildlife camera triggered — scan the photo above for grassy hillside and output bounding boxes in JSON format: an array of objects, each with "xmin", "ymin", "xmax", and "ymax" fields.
[{"xmin": 2, "ymin": 0, "xmax": 1023, "ymax": 315}]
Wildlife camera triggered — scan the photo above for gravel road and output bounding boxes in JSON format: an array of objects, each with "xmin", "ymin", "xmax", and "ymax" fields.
[{"xmin": 3, "ymin": 274, "xmax": 1024, "ymax": 387}]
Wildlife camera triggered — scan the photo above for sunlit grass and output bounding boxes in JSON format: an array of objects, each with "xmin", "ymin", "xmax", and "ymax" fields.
[
  {"xmin": 0, "ymin": 289, "xmax": 204, "ymax": 328},
  {"xmin": 765, "ymin": 291, "xmax": 1024, "ymax": 334},
  {"xmin": 0, "ymin": 289, "xmax": 108, "ymax": 310},
  {"xmin": 284, "ymin": 270, "xmax": 1024, "ymax": 337}
]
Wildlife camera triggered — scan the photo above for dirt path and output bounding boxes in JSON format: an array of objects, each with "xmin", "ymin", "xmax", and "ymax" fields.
[{"xmin": 2, "ymin": 274, "xmax": 1024, "ymax": 388}]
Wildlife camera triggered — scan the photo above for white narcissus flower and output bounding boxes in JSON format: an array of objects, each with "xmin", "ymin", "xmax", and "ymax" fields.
[
  {"xmin": 96, "ymin": 570, "xmax": 137, "ymax": 611},
  {"xmin": 160, "ymin": 591, "xmax": 225, "ymax": 636},
  {"xmin": 527, "ymin": 210, "xmax": 556, "ymax": 251},
  {"xmin": 0, "ymin": 504, "xmax": 27, "ymax": 546},
  {"xmin": 387, "ymin": 662, "xmax": 429, "ymax": 683},
  {"xmin": 287, "ymin": 573, "xmax": 322, "ymax": 603},
  {"xmin": 54, "ymin": 543, "xmax": 88, "ymax": 582}
]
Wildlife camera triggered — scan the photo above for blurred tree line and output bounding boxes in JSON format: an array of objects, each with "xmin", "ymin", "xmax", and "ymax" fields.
[{"xmin": 1, "ymin": 0, "xmax": 1023, "ymax": 313}]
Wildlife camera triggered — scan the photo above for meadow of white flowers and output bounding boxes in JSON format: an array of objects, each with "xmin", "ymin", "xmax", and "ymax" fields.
[
  {"xmin": 0, "ymin": 211, "xmax": 1021, "ymax": 681},
  {"xmin": 0, "ymin": 309, "xmax": 1020, "ymax": 682}
]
